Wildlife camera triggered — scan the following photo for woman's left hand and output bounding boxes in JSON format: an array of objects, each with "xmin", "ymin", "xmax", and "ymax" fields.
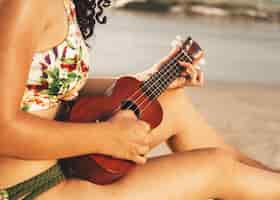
[
  {"xmin": 168, "ymin": 60, "xmax": 204, "ymax": 90},
  {"xmin": 154, "ymin": 47, "xmax": 205, "ymax": 90},
  {"xmin": 137, "ymin": 47, "xmax": 205, "ymax": 90}
]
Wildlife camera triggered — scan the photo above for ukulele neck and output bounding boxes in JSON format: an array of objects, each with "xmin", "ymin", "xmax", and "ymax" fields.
[{"xmin": 140, "ymin": 51, "xmax": 192, "ymax": 100}]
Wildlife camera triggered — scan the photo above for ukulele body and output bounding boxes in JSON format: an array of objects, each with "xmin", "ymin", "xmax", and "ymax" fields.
[{"xmin": 65, "ymin": 76, "xmax": 163, "ymax": 185}]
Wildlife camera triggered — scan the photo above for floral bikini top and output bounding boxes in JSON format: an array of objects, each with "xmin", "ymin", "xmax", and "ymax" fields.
[{"xmin": 20, "ymin": 0, "xmax": 90, "ymax": 112}]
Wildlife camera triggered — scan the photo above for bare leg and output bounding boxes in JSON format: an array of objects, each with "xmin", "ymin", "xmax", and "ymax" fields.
[
  {"xmin": 121, "ymin": 149, "xmax": 280, "ymax": 200},
  {"xmin": 160, "ymin": 88, "xmax": 279, "ymax": 172},
  {"xmin": 38, "ymin": 148, "xmax": 280, "ymax": 200}
]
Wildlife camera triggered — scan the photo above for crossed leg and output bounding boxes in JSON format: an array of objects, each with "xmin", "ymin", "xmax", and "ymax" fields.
[
  {"xmin": 39, "ymin": 88, "xmax": 280, "ymax": 200},
  {"xmin": 41, "ymin": 149, "xmax": 280, "ymax": 200}
]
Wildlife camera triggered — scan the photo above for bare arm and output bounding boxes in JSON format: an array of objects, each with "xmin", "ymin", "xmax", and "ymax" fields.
[
  {"xmin": 0, "ymin": 0, "xmax": 150, "ymax": 164},
  {"xmin": 0, "ymin": 0, "xmax": 111, "ymax": 159}
]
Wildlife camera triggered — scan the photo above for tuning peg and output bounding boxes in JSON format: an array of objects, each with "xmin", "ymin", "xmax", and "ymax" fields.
[
  {"xmin": 171, "ymin": 40, "xmax": 178, "ymax": 48},
  {"xmin": 186, "ymin": 36, "xmax": 193, "ymax": 43},
  {"xmin": 199, "ymin": 58, "xmax": 206, "ymax": 66},
  {"xmin": 176, "ymin": 35, "xmax": 183, "ymax": 42},
  {"xmin": 171, "ymin": 40, "xmax": 182, "ymax": 48},
  {"xmin": 171, "ymin": 35, "xmax": 184, "ymax": 48}
]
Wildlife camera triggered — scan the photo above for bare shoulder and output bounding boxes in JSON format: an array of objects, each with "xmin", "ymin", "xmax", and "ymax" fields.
[{"xmin": 0, "ymin": 0, "xmax": 52, "ymax": 40}]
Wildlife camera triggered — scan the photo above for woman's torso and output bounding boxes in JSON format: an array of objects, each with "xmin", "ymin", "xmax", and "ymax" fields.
[{"xmin": 0, "ymin": 0, "xmax": 90, "ymax": 188}]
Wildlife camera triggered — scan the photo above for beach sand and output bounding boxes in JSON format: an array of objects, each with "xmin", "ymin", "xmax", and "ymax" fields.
[{"xmin": 149, "ymin": 81, "xmax": 280, "ymax": 169}]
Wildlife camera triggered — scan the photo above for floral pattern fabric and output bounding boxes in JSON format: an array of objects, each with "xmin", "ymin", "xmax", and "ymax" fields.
[{"xmin": 20, "ymin": 0, "xmax": 90, "ymax": 112}]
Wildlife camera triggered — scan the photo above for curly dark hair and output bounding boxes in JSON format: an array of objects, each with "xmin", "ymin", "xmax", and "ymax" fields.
[{"xmin": 72, "ymin": 0, "xmax": 111, "ymax": 44}]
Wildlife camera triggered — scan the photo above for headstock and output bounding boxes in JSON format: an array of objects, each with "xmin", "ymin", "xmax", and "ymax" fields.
[{"xmin": 171, "ymin": 36, "xmax": 204, "ymax": 65}]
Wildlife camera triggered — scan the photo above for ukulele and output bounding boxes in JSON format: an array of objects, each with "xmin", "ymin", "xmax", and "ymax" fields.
[{"xmin": 63, "ymin": 36, "xmax": 204, "ymax": 185}]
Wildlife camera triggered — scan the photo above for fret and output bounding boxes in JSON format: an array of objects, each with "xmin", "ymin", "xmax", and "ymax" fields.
[{"xmin": 141, "ymin": 50, "xmax": 192, "ymax": 100}]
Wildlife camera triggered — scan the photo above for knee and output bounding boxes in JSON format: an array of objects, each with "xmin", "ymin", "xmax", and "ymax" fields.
[
  {"xmin": 158, "ymin": 88, "xmax": 195, "ymax": 121},
  {"xmin": 158, "ymin": 88, "xmax": 187, "ymax": 121}
]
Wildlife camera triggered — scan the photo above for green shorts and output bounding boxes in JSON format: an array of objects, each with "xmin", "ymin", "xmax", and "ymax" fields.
[{"xmin": 0, "ymin": 163, "xmax": 65, "ymax": 200}]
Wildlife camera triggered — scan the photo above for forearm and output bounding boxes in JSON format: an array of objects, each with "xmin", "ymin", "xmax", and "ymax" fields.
[{"xmin": 0, "ymin": 111, "xmax": 112, "ymax": 160}]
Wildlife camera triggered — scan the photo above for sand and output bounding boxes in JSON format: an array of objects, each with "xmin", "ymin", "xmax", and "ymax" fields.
[{"xmin": 150, "ymin": 80, "xmax": 280, "ymax": 168}]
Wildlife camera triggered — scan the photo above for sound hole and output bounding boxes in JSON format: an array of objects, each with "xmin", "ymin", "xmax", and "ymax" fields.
[{"xmin": 121, "ymin": 100, "xmax": 140, "ymax": 117}]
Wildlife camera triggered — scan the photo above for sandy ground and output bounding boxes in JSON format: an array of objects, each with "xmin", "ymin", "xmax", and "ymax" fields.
[{"xmin": 149, "ymin": 80, "xmax": 280, "ymax": 169}]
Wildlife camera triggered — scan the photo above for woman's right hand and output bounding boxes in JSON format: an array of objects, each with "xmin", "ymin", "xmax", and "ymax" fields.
[{"xmin": 101, "ymin": 110, "xmax": 152, "ymax": 165}]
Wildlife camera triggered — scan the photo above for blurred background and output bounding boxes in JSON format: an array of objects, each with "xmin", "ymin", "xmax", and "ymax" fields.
[{"xmin": 89, "ymin": 0, "xmax": 280, "ymax": 167}]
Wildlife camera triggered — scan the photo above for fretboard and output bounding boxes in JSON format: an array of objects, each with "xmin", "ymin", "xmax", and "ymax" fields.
[{"xmin": 141, "ymin": 50, "xmax": 193, "ymax": 100}]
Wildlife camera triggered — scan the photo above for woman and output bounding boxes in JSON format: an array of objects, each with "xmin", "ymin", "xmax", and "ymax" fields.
[{"xmin": 1, "ymin": 0, "xmax": 280, "ymax": 199}]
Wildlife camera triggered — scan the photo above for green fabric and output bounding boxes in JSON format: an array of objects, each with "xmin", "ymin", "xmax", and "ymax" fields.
[
  {"xmin": 0, "ymin": 164, "xmax": 65, "ymax": 200},
  {"xmin": 0, "ymin": 190, "xmax": 9, "ymax": 200}
]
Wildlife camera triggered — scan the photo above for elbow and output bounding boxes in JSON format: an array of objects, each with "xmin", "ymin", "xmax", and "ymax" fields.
[
  {"xmin": 0, "ymin": 111, "xmax": 26, "ymax": 157},
  {"xmin": 0, "ymin": 121, "xmax": 16, "ymax": 157}
]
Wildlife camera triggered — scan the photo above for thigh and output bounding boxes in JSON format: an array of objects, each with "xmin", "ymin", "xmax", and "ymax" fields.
[
  {"xmin": 38, "ymin": 148, "xmax": 230, "ymax": 200},
  {"xmin": 159, "ymin": 88, "xmax": 232, "ymax": 151}
]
